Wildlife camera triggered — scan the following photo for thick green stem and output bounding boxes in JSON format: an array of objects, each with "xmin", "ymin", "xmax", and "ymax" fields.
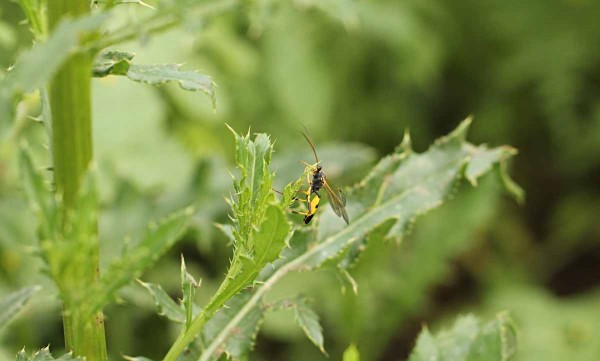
[{"xmin": 48, "ymin": 1, "xmax": 107, "ymax": 360}]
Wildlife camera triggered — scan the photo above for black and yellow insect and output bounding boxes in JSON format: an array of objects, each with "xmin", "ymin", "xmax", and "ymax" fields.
[
  {"xmin": 297, "ymin": 193, "xmax": 321, "ymax": 224},
  {"xmin": 300, "ymin": 128, "xmax": 349, "ymax": 225},
  {"xmin": 272, "ymin": 189, "xmax": 320, "ymax": 224}
]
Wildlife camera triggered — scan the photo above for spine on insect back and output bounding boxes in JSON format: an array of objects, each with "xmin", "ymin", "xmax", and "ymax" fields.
[{"xmin": 48, "ymin": 1, "xmax": 107, "ymax": 360}]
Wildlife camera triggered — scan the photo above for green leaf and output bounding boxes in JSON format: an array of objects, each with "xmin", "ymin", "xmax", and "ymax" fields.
[
  {"xmin": 214, "ymin": 223, "xmax": 235, "ymax": 245},
  {"xmin": 483, "ymin": 285, "xmax": 599, "ymax": 361},
  {"xmin": 92, "ymin": 49, "xmax": 134, "ymax": 77},
  {"xmin": 181, "ymin": 256, "xmax": 201, "ymax": 330},
  {"xmin": 343, "ymin": 178, "xmax": 503, "ymax": 359},
  {"xmin": 15, "ymin": 347, "xmax": 83, "ymax": 361},
  {"xmin": 18, "ymin": 148, "xmax": 57, "ymax": 239},
  {"xmin": 304, "ymin": 117, "xmax": 518, "ymax": 268},
  {"xmin": 5, "ymin": 13, "xmax": 108, "ymax": 94},
  {"xmin": 0, "ymin": 286, "xmax": 41, "ymax": 329},
  {"xmin": 91, "ymin": 50, "xmax": 216, "ymax": 108},
  {"xmin": 126, "ymin": 64, "xmax": 216, "ymax": 109},
  {"xmin": 83, "ymin": 207, "xmax": 193, "ymax": 318},
  {"xmin": 228, "ymin": 128, "xmax": 276, "ymax": 248},
  {"xmin": 292, "ymin": 298, "xmax": 326, "ymax": 355},
  {"xmin": 202, "ymin": 291, "xmax": 265, "ymax": 361},
  {"xmin": 253, "ymin": 205, "xmax": 290, "ymax": 269},
  {"xmin": 137, "ymin": 280, "xmax": 185, "ymax": 324},
  {"xmin": 343, "ymin": 344, "xmax": 360, "ymax": 361},
  {"xmin": 280, "ymin": 170, "xmax": 306, "ymax": 209},
  {"xmin": 210, "ymin": 129, "xmax": 281, "ymax": 298},
  {"xmin": 1, "ymin": 13, "xmax": 109, "ymax": 133},
  {"xmin": 408, "ymin": 313, "xmax": 518, "ymax": 361},
  {"xmin": 497, "ymin": 161, "xmax": 525, "ymax": 205}
]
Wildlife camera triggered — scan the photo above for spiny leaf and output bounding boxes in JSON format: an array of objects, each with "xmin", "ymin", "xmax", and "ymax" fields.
[
  {"xmin": 18, "ymin": 147, "xmax": 57, "ymax": 239},
  {"xmin": 1, "ymin": 13, "xmax": 109, "ymax": 133},
  {"xmin": 305, "ymin": 117, "xmax": 520, "ymax": 269},
  {"xmin": 228, "ymin": 127, "xmax": 276, "ymax": 250},
  {"xmin": 127, "ymin": 64, "xmax": 215, "ymax": 109},
  {"xmin": 91, "ymin": 50, "xmax": 216, "ymax": 108},
  {"xmin": 92, "ymin": 49, "xmax": 134, "ymax": 77},
  {"xmin": 202, "ymin": 290, "xmax": 265, "ymax": 361},
  {"xmin": 214, "ymin": 223, "xmax": 235, "ymax": 245},
  {"xmin": 181, "ymin": 255, "xmax": 201, "ymax": 330},
  {"xmin": 214, "ymin": 205, "xmax": 290, "ymax": 308},
  {"xmin": 292, "ymin": 298, "xmax": 326, "ymax": 355},
  {"xmin": 253, "ymin": 205, "xmax": 290, "ymax": 269},
  {"xmin": 498, "ymin": 161, "xmax": 525, "ymax": 205},
  {"xmin": 0, "ymin": 286, "xmax": 41, "ymax": 329},
  {"xmin": 83, "ymin": 207, "xmax": 193, "ymax": 318},
  {"xmin": 15, "ymin": 347, "xmax": 83, "ymax": 361},
  {"xmin": 408, "ymin": 313, "xmax": 518, "ymax": 361},
  {"xmin": 4, "ymin": 13, "xmax": 108, "ymax": 94},
  {"xmin": 280, "ymin": 169, "xmax": 307, "ymax": 209},
  {"xmin": 137, "ymin": 280, "xmax": 185, "ymax": 324}
]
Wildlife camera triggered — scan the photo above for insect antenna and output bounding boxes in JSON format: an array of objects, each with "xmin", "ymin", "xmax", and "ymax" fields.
[{"xmin": 300, "ymin": 124, "xmax": 319, "ymax": 164}]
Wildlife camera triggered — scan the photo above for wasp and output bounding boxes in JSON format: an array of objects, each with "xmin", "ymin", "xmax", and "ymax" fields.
[{"xmin": 299, "ymin": 128, "xmax": 349, "ymax": 225}]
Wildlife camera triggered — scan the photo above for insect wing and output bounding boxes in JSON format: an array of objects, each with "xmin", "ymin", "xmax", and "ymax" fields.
[
  {"xmin": 338, "ymin": 187, "xmax": 347, "ymax": 206},
  {"xmin": 323, "ymin": 180, "xmax": 349, "ymax": 224}
]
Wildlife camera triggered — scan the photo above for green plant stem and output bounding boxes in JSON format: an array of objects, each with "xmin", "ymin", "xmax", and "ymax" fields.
[
  {"xmin": 198, "ymin": 265, "xmax": 291, "ymax": 361},
  {"xmin": 48, "ymin": 1, "xmax": 107, "ymax": 360}
]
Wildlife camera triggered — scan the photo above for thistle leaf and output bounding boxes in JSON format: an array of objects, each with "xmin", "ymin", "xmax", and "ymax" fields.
[
  {"xmin": 0, "ymin": 286, "xmax": 41, "ymax": 329},
  {"xmin": 83, "ymin": 207, "xmax": 192, "ymax": 318},
  {"xmin": 181, "ymin": 256, "xmax": 201, "ymax": 330},
  {"xmin": 292, "ymin": 298, "xmax": 326, "ymax": 355},
  {"xmin": 253, "ymin": 205, "xmax": 290, "ymax": 269},
  {"xmin": 137, "ymin": 280, "xmax": 185, "ymax": 324},
  {"xmin": 305, "ymin": 117, "xmax": 520, "ymax": 268},
  {"xmin": 408, "ymin": 313, "xmax": 518, "ymax": 361},
  {"xmin": 1, "ymin": 14, "xmax": 109, "ymax": 133},
  {"xmin": 127, "ymin": 64, "xmax": 215, "ymax": 109},
  {"xmin": 91, "ymin": 49, "xmax": 216, "ymax": 108},
  {"xmin": 92, "ymin": 49, "xmax": 134, "ymax": 77},
  {"xmin": 18, "ymin": 148, "xmax": 57, "ymax": 239},
  {"xmin": 15, "ymin": 347, "xmax": 83, "ymax": 361}
]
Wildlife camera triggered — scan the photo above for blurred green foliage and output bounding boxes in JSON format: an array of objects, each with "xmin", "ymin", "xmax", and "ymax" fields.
[{"xmin": 1, "ymin": 0, "xmax": 599, "ymax": 360}]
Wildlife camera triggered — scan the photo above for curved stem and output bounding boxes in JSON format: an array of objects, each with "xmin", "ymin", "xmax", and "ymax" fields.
[{"xmin": 198, "ymin": 262, "xmax": 295, "ymax": 361}]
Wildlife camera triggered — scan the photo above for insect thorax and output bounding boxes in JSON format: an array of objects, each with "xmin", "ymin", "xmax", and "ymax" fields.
[{"xmin": 311, "ymin": 171, "xmax": 325, "ymax": 193}]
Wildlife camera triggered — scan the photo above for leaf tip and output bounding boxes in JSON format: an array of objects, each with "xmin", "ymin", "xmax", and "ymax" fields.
[
  {"xmin": 453, "ymin": 115, "xmax": 473, "ymax": 141},
  {"xmin": 399, "ymin": 128, "xmax": 412, "ymax": 154}
]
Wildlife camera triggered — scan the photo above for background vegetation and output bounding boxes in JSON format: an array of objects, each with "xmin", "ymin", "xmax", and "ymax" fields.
[{"xmin": 0, "ymin": 0, "xmax": 599, "ymax": 360}]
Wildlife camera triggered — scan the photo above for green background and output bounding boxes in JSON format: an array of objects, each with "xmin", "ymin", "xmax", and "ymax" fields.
[{"xmin": 1, "ymin": 1, "xmax": 599, "ymax": 360}]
